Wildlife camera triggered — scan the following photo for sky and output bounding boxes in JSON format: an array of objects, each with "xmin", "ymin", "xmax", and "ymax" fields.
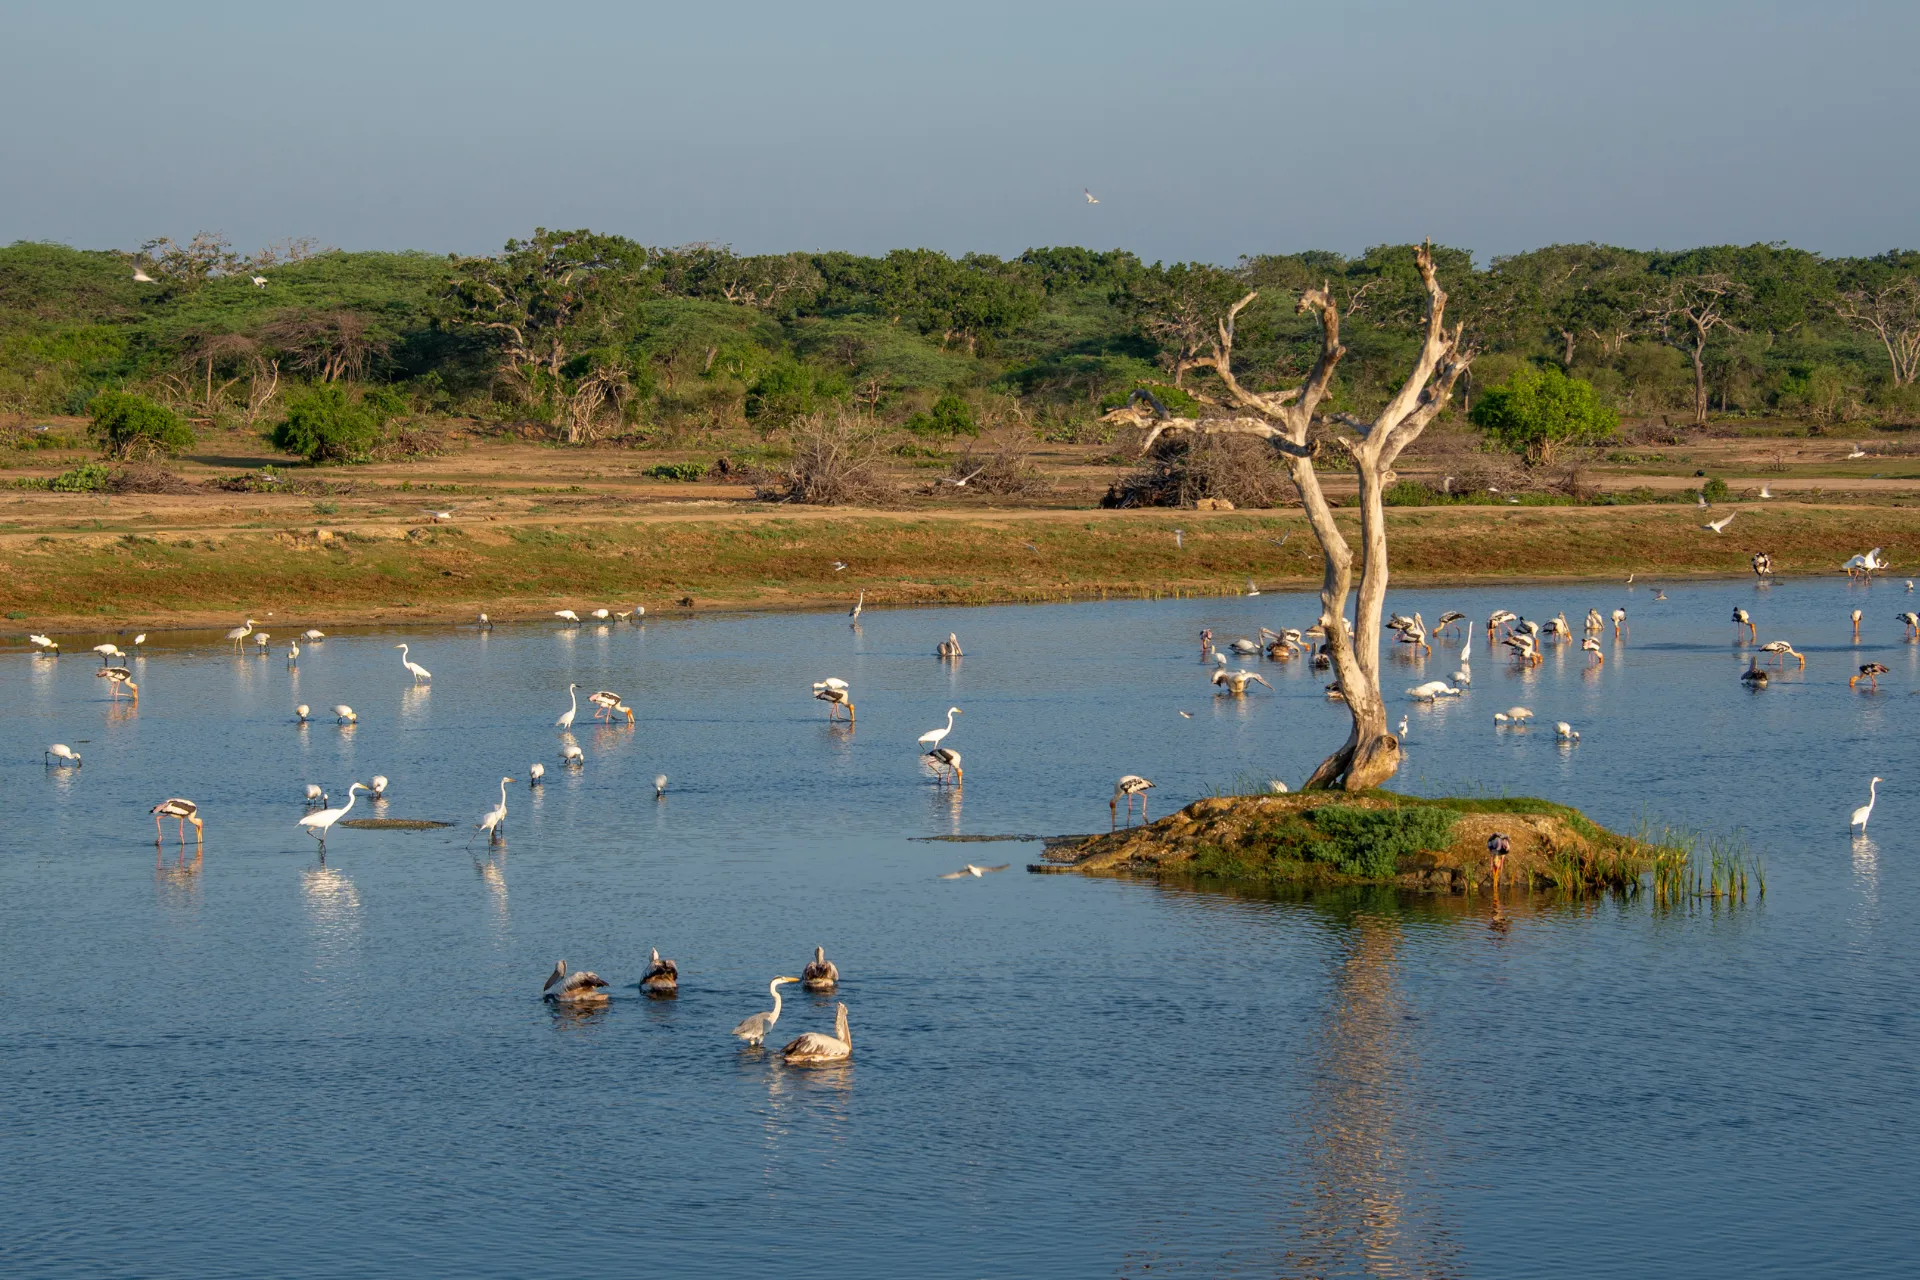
[{"xmin": 2, "ymin": 0, "xmax": 1914, "ymax": 264}]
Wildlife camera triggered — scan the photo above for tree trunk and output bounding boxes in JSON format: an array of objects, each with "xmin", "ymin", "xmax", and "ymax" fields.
[
  {"xmin": 1559, "ymin": 328, "xmax": 1576, "ymax": 368},
  {"xmin": 1690, "ymin": 334, "xmax": 1709, "ymax": 425}
]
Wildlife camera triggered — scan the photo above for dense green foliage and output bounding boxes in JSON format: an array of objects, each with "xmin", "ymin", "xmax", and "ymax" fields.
[
  {"xmin": 87, "ymin": 389, "xmax": 192, "ymax": 457},
  {"xmin": 1305, "ymin": 805, "xmax": 1460, "ymax": 878},
  {"xmin": 271, "ymin": 384, "xmax": 387, "ymax": 462},
  {"xmin": 1469, "ymin": 366, "xmax": 1618, "ymax": 460},
  {"xmin": 4, "ymin": 232, "xmax": 1917, "ymax": 457}
]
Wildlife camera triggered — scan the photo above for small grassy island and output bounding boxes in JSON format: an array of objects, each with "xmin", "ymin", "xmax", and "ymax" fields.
[{"xmin": 1046, "ymin": 792, "xmax": 1658, "ymax": 894}]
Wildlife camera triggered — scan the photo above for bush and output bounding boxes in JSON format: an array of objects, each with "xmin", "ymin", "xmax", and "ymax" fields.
[
  {"xmin": 1102, "ymin": 431, "xmax": 1292, "ymax": 509},
  {"xmin": 904, "ymin": 393, "xmax": 979, "ymax": 437},
  {"xmin": 87, "ymin": 390, "xmax": 194, "ymax": 459},
  {"xmin": 50, "ymin": 461, "xmax": 113, "ymax": 492},
  {"xmin": 643, "ymin": 462, "xmax": 707, "ymax": 482},
  {"xmin": 1306, "ymin": 805, "xmax": 1458, "ymax": 878},
  {"xmin": 757, "ymin": 412, "xmax": 893, "ymax": 505},
  {"xmin": 745, "ymin": 362, "xmax": 846, "ymax": 427},
  {"xmin": 1470, "ymin": 365, "xmax": 1618, "ymax": 463},
  {"xmin": 272, "ymin": 385, "xmax": 383, "ymax": 463},
  {"xmin": 1701, "ymin": 476, "xmax": 1731, "ymax": 503}
]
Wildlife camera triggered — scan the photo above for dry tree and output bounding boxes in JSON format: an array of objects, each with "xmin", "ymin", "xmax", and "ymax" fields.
[{"xmin": 759, "ymin": 412, "xmax": 896, "ymax": 505}]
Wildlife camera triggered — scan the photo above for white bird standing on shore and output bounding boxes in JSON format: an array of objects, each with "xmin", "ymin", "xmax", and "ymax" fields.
[
  {"xmin": 1850, "ymin": 777, "xmax": 1883, "ymax": 832},
  {"xmin": 1111, "ymin": 775, "xmax": 1154, "ymax": 827},
  {"xmin": 395, "ymin": 644, "xmax": 431, "ymax": 682}
]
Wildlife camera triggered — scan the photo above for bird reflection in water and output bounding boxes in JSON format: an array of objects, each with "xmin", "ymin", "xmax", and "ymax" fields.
[
  {"xmin": 928, "ymin": 778, "xmax": 963, "ymax": 833},
  {"xmin": 1851, "ymin": 833, "xmax": 1879, "ymax": 894},
  {"xmin": 1285, "ymin": 912, "xmax": 1462, "ymax": 1279},
  {"xmin": 473, "ymin": 850, "xmax": 509, "ymax": 924},
  {"xmin": 154, "ymin": 845, "xmax": 203, "ymax": 904}
]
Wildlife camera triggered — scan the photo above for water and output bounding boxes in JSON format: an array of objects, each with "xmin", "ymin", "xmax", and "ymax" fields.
[{"xmin": 3, "ymin": 579, "xmax": 1915, "ymax": 1278}]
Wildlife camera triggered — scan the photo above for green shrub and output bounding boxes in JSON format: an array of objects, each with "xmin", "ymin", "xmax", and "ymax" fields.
[
  {"xmin": 1097, "ymin": 382, "xmax": 1203, "ymax": 419},
  {"xmin": 643, "ymin": 462, "xmax": 707, "ymax": 481},
  {"xmin": 1306, "ymin": 805, "xmax": 1458, "ymax": 878},
  {"xmin": 745, "ymin": 361, "xmax": 846, "ymax": 426},
  {"xmin": 87, "ymin": 390, "xmax": 194, "ymax": 459},
  {"xmin": 904, "ymin": 393, "xmax": 978, "ymax": 437},
  {"xmin": 1701, "ymin": 476, "xmax": 1731, "ymax": 503},
  {"xmin": 272, "ymin": 385, "xmax": 383, "ymax": 463},
  {"xmin": 50, "ymin": 461, "xmax": 113, "ymax": 492},
  {"xmin": 1470, "ymin": 365, "xmax": 1618, "ymax": 463}
]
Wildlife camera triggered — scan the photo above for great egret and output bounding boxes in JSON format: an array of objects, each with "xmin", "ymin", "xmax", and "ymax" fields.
[
  {"xmin": 653, "ymin": 774, "xmax": 667, "ymax": 798},
  {"xmin": 801, "ymin": 946, "xmax": 839, "ymax": 991},
  {"xmin": 813, "ymin": 678, "xmax": 854, "ymax": 721},
  {"xmin": 849, "ymin": 591, "xmax": 863, "ymax": 621},
  {"xmin": 1246, "ymin": 580, "xmax": 1261, "ymax": 596},
  {"xmin": 555, "ymin": 683, "xmax": 579, "ymax": 729},
  {"xmin": 782, "ymin": 1003, "xmax": 852, "ymax": 1065},
  {"xmin": 641, "ymin": 948, "xmax": 679, "ymax": 995},
  {"xmin": 150, "ymin": 798, "xmax": 203, "ymax": 843},
  {"xmin": 588, "ymin": 690, "xmax": 633, "ymax": 723},
  {"xmin": 936, "ymin": 633, "xmax": 963, "ymax": 658},
  {"xmin": 925, "ymin": 747, "xmax": 963, "ymax": 785},
  {"xmin": 1847, "ymin": 443, "xmax": 1869, "ymax": 459},
  {"xmin": 1111, "ymin": 775, "xmax": 1154, "ymax": 827},
  {"xmin": 422, "ymin": 508, "xmax": 455, "ymax": 523},
  {"xmin": 732, "ymin": 976, "xmax": 800, "ymax": 1045},
  {"xmin": 529, "ymin": 762, "xmax": 545, "ymax": 785},
  {"xmin": 1212, "ymin": 669, "xmax": 1273, "ymax": 695},
  {"xmin": 1759, "ymin": 640, "xmax": 1804, "ymax": 668},
  {"xmin": 44, "ymin": 744, "xmax": 81, "ymax": 767},
  {"xmin": 332, "ymin": 704, "xmax": 356, "ymax": 724},
  {"xmin": 1850, "ymin": 777, "xmax": 1883, "ymax": 832},
  {"xmin": 918, "ymin": 707, "xmax": 962, "ymax": 750},
  {"xmin": 395, "ymin": 644, "xmax": 431, "ymax": 682},
  {"xmin": 369, "ymin": 775, "xmax": 388, "ymax": 800},
  {"xmin": 95, "ymin": 667, "xmax": 137, "ymax": 700},
  {"xmin": 1851, "ymin": 663, "xmax": 1891, "ymax": 690},
  {"xmin": 831, "ymin": 560, "xmax": 848, "ymax": 572},
  {"xmin": 225, "ymin": 619, "xmax": 256, "ymax": 651},
  {"xmin": 543, "ymin": 960, "xmax": 610, "ymax": 1004},
  {"xmin": 250, "ymin": 274, "xmax": 268, "ymax": 288},
  {"xmin": 554, "ymin": 610, "xmax": 580, "ymax": 625},
  {"xmin": 298, "ymin": 783, "xmax": 366, "ymax": 849},
  {"xmin": 939, "ymin": 862, "xmax": 1009, "ymax": 879},
  {"xmin": 478, "ymin": 776, "xmax": 514, "ymax": 841}
]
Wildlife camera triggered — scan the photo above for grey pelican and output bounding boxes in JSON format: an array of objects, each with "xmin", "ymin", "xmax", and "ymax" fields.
[
  {"xmin": 782, "ymin": 1003, "xmax": 852, "ymax": 1065},
  {"xmin": 543, "ymin": 960, "xmax": 610, "ymax": 1004},
  {"xmin": 640, "ymin": 948, "xmax": 678, "ymax": 995},
  {"xmin": 801, "ymin": 946, "xmax": 839, "ymax": 991}
]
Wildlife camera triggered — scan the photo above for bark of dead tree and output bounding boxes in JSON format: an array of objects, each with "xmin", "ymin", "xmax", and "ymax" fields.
[{"xmin": 1137, "ymin": 243, "xmax": 1471, "ymax": 791}]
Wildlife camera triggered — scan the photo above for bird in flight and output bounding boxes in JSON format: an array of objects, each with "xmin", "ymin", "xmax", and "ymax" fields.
[
  {"xmin": 421, "ymin": 507, "xmax": 456, "ymax": 522},
  {"xmin": 250, "ymin": 275, "xmax": 269, "ymax": 288},
  {"xmin": 1703, "ymin": 514, "xmax": 1736, "ymax": 533},
  {"xmin": 1847, "ymin": 443, "xmax": 1869, "ymax": 459},
  {"xmin": 940, "ymin": 863, "xmax": 1010, "ymax": 879},
  {"xmin": 831, "ymin": 560, "xmax": 848, "ymax": 571},
  {"xmin": 1084, "ymin": 188, "xmax": 1099, "ymax": 204}
]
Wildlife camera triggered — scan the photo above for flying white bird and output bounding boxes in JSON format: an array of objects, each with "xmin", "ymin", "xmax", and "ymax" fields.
[
  {"xmin": 940, "ymin": 862, "xmax": 1010, "ymax": 879},
  {"xmin": 250, "ymin": 275, "xmax": 268, "ymax": 288},
  {"xmin": 132, "ymin": 267, "xmax": 157, "ymax": 283},
  {"xmin": 1847, "ymin": 443, "xmax": 1869, "ymax": 459},
  {"xmin": 1084, "ymin": 188, "xmax": 1099, "ymax": 204},
  {"xmin": 1704, "ymin": 514, "xmax": 1736, "ymax": 533}
]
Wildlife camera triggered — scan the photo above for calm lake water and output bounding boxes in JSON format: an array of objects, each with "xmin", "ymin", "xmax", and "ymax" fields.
[{"xmin": 4, "ymin": 579, "xmax": 1915, "ymax": 1278}]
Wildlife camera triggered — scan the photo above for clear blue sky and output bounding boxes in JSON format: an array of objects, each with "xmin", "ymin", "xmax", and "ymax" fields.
[{"xmin": 3, "ymin": 0, "xmax": 1912, "ymax": 263}]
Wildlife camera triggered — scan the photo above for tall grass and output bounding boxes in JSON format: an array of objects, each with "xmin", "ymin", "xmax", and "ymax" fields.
[{"xmin": 1634, "ymin": 815, "xmax": 1764, "ymax": 907}]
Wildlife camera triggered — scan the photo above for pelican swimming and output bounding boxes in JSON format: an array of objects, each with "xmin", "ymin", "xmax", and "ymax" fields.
[
  {"xmin": 543, "ymin": 960, "xmax": 610, "ymax": 1004},
  {"xmin": 588, "ymin": 690, "xmax": 633, "ymax": 723},
  {"xmin": 478, "ymin": 776, "xmax": 514, "ymax": 841},
  {"xmin": 918, "ymin": 707, "xmax": 962, "ymax": 750},
  {"xmin": 225, "ymin": 619, "xmax": 256, "ymax": 651},
  {"xmin": 782, "ymin": 1003, "xmax": 852, "ymax": 1065},
  {"xmin": 732, "ymin": 976, "xmax": 800, "ymax": 1045},
  {"xmin": 44, "ymin": 743, "xmax": 81, "ymax": 767},
  {"xmin": 801, "ymin": 946, "xmax": 839, "ymax": 991},
  {"xmin": 640, "ymin": 948, "xmax": 679, "ymax": 995},
  {"xmin": 149, "ymin": 797, "xmax": 203, "ymax": 843},
  {"xmin": 1212, "ymin": 669, "xmax": 1273, "ymax": 696},
  {"xmin": 940, "ymin": 862, "xmax": 1010, "ymax": 879},
  {"xmin": 96, "ymin": 666, "xmax": 137, "ymax": 700},
  {"xmin": 556, "ymin": 683, "xmax": 579, "ymax": 729},
  {"xmin": 297, "ymin": 782, "xmax": 366, "ymax": 849},
  {"xmin": 936, "ymin": 633, "xmax": 963, "ymax": 658},
  {"xmin": 1112, "ymin": 775, "xmax": 1154, "ymax": 827},
  {"xmin": 813, "ymin": 678, "xmax": 855, "ymax": 722},
  {"xmin": 395, "ymin": 643, "xmax": 431, "ymax": 682},
  {"xmin": 1850, "ymin": 777, "xmax": 1883, "ymax": 832},
  {"xmin": 925, "ymin": 746, "xmax": 963, "ymax": 785}
]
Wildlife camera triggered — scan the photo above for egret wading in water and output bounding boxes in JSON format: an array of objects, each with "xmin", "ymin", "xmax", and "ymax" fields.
[
  {"xmin": 556, "ymin": 683, "xmax": 579, "ymax": 730},
  {"xmin": 543, "ymin": 960, "xmax": 610, "ymax": 1004},
  {"xmin": 640, "ymin": 948, "xmax": 678, "ymax": 995},
  {"xmin": 150, "ymin": 798, "xmax": 203, "ymax": 844},
  {"xmin": 918, "ymin": 707, "xmax": 962, "ymax": 751},
  {"xmin": 225, "ymin": 619, "xmax": 256, "ymax": 652},
  {"xmin": 298, "ymin": 783, "xmax": 366, "ymax": 850},
  {"xmin": 478, "ymin": 776, "xmax": 514, "ymax": 842},
  {"xmin": 1850, "ymin": 777, "xmax": 1883, "ymax": 833},
  {"xmin": 1111, "ymin": 775, "xmax": 1154, "ymax": 828},
  {"xmin": 395, "ymin": 644, "xmax": 431, "ymax": 683},
  {"xmin": 802, "ymin": 946, "xmax": 839, "ymax": 991},
  {"xmin": 732, "ymin": 977, "xmax": 799, "ymax": 1046},
  {"xmin": 783, "ymin": 1003, "xmax": 853, "ymax": 1065}
]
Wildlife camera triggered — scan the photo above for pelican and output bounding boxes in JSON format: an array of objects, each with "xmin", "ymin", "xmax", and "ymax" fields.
[
  {"xmin": 849, "ymin": 591, "xmax": 863, "ymax": 621},
  {"xmin": 936, "ymin": 633, "xmax": 963, "ymax": 658},
  {"xmin": 1544, "ymin": 612, "xmax": 1571, "ymax": 641},
  {"xmin": 224, "ymin": 619, "xmax": 256, "ymax": 651},
  {"xmin": 1229, "ymin": 636, "xmax": 1260, "ymax": 654},
  {"xmin": 304, "ymin": 783, "xmax": 327, "ymax": 806},
  {"xmin": 1852, "ymin": 609, "xmax": 1863, "ymax": 641},
  {"xmin": 297, "ymin": 782, "xmax": 366, "ymax": 849},
  {"xmin": 640, "ymin": 948, "xmax": 679, "ymax": 995},
  {"xmin": 588, "ymin": 690, "xmax": 633, "ymax": 724},
  {"xmin": 1899, "ymin": 612, "xmax": 1920, "ymax": 638},
  {"xmin": 1612, "ymin": 608, "xmax": 1627, "ymax": 638},
  {"xmin": 782, "ymin": 1003, "xmax": 852, "ymax": 1065},
  {"xmin": 940, "ymin": 862, "xmax": 1009, "ymax": 879},
  {"xmin": 529, "ymin": 762, "xmax": 545, "ymax": 785},
  {"xmin": 332, "ymin": 704, "xmax": 356, "ymax": 724},
  {"xmin": 95, "ymin": 666, "xmax": 137, "ymax": 700},
  {"xmin": 918, "ymin": 707, "xmax": 962, "ymax": 750},
  {"xmin": 1212, "ymin": 669, "xmax": 1273, "ymax": 696},
  {"xmin": 560, "ymin": 743, "xmax": 584, "ymax": 767},
  {"xmin": 1582, "ymin": 637, "xmax": 1605, "ymax": 665},
  {"xmin": 1555, "ymin": 721, "xmax": 1580, "ymax": 742},
  {"xmin": 813, "ymin": 678, "xmax": 855, "ymax": 721},
  {"xmin": 295, "ymin": 704, "xmax": 311, "ymax": 723},
  {"xmin": 1494, "ymin": 706, "xmax": 1533, "ymax": 724},
  {"xmin": 44, "ymin": 744, "xmax": 81, "ymax": 767},
  {"xmin": 478, "ymin": 776, "xmax": 513, "ymax": 841},
  {"xmin": 732, "ymin": 977, "xmax": 800, "ymax": 1045},
  {"xmin": 1703, "ymin": 514, "xmax": 1736, "ymax": 533},
  {"xmin": 556, "ymin": 682, "xmax": 579, "ymax": 729},
  {"xmin": 1759, "ymin": 640, "xmax": 1804, "ymax": 668},
  {"xmin": 93, "ymin": 643, "xmax": 125, "ymax": 663},
  {"xmin": 543, "ymin": 960, "xmax": 610, "ymax": 1004},
  {"xmin": 1851, "ymin": 663, "xmax": 1891, "ymax": 690},
  {"xmin": 801, "ymin": 946, "xmax": 839, "ymax": 991},
  {"xmin": 1112, "ymin": 775, "xmax": 1155, "ymax": 827},
  {"xmin": 395, "ymin": 644, "xmax": 431, "ymax": 682},
  {"xmin": 1732, "ymin": 607, "xmax": 1756, "ymax": 640},
  {"xmin": 925, "ymin": 747, "xmax": 963, "ymax": 785},
  {"xmin": 149, "ymin": 798, "xmax": 203, "ymax": 843},
  {"xmin": 1584, "ymin": 608, "xmax": 1604, "ymax": 637},
  {"xmin": 369, "ymin": 775, "xmax": 388, "ymax": 800},
  {"xmin": 1850, "ymin": 777, "xmax": 1883, "ymax": 832},
  {"xmin": 1741, "ymin": 658, "xmax": 1769, "ymax": 688},
  {"xmin": 654, "ymin": 774, "xmax": 667, "ymax": 798},
  {"xmin": 555, "ymin": 609, "xmax": 581, "ymax": 625}
]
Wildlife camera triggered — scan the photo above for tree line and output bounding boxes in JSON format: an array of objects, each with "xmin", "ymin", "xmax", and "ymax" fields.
[{"xmin": 1, "ymin": 230, "xmax": 1915, "ymax": 460}]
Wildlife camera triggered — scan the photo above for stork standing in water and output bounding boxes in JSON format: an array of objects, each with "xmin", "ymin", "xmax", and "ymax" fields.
[
  {"xmin": 150, "ymin": 798, "xmax": 203, "ymax": 843},
  {"xmin": 1732, "ymin": 608, "xmax": 1756, "ymax": 641},
  {"xmin": 1582, "ymin": 636, "xmax": 1605, "ymax": 665},
  {"xmin": 96, "ymin": 666, "xmax": 137, "ymax": 700},
  {"xmin": 813, "ymin": 678, "xmax": 855, "ymax": 722},
  {"xmin": 1899, "ymin": 612, "xmax": 1920, "ymax": 638},
  {"xmin": 1758, "ymin": 640, "xmax": 1804, "ymax": 668},
  {"xmin": 1111, "ymin": 775, "xmax": 1155, "ymax": 827},
  {"xmin": 543, "ymin": 960, "xmax": 610, "ymax": 1005},
  {"xmin": 395, "ymin": 644, "xmax": 431, "ymax": 683},
  {"xmin": 298, "ymin": 783, "xmax": 366, "ymax": 850},
  {"xmin": 732, "ymin": 977, "xmax": 799, "ymax": 1046},
  {"xmin": 1612, "ymin": 608, "xmax": 1627, "ymax": 639},
  {"xmin": 588, "ymin": 690, "xmax": 633, "ymax": 724},
  {"xmin": 925, "ymin": 747, "xmax": 963, "ymax": 786}
]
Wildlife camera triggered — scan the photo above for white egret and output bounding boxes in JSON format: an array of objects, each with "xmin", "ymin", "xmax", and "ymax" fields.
[
  {"xmin": 925, "ymin": 747, "xmax": 963, "ymax": 785},
  {"xmin": 849, "ymin": 590, "xmax": 863, "ymax": 620},
  {"xmin": 641, "ymin": 949, "xmax": 679, "ymax": 995},
  {"xmin": 1847, "ymin": 443, "xmax": 1869, "ymax": 459},
  {"xmin": 1850, "ymin": 777, "xmax": 1883, "ymax": 832},
  {"xmin": 287, "ymin": 639, "xmax": 299, "ymax": 665},
  {"xmin": 150, "ymin": 798, "xmax": 203, "ymax": 843},
  {"xmin": 132, "ymin": 266, "xmax": 156, "ymax": 283},
  {"xmin": 543, "ymin": 960, "xmax": 610, "ymax": 1004},
  {"xmin": 813, "ymin": 678, "xmax": 854, "ymax": 722},
  {"xmin": 782, "ymin": 1004, "xmax": 852, "ymax": 1065},
  {"xmin": 1759, "ymin": 484, "xmax": 1772, "ymax": 498},
  {"xmin": 395, "ymin": 644, "xmax": 431, "ymax": 683},
  {"xmin": 940, "ymin": 862, "xmax": 1009, "ymax": 879},
  {"xmin": 801, "ymin": 946, "xmax": 839, "ymax": 991},
  {"xmin": 732, "ymin": 976, "xmax": 800, "ymax": 1045},
  {"xmin": 225, "ymin": 619, "xmax": 256, "ymax": 651},
  {"xmin": 332, "ymin": 704, "xmax": 356, "ymax": 724},
  {"xmin": 555, "ymin": 682, "xmax": 579, "ymax": 729},
  {"xmin": 917, "ymin": 707, "xmax": 962, "ymax": 750},
  {"xmin": 297, "ymin": 783, "xmax": 366, "ymax": 850},
  {"xmin": 44, "ymin": 744, "xmax": 81, "ymax": 767},
  {"xmin": 421, "ymin": 507, "xmax": 455, "ymax": 522},
  {"xmin": 1111, "ymin": 775, "xmax": 1154, "ymax": 827},
  {"xmin": 478, "ymin": 776, "xmax": 513, "ymax": 841},
  {"xmin": 1703, "ymin": 514, "xmax": 1736, "ymax": 533},
  {"xmin": 250, "ymin": 274, "xmax": 268, "ymax": 288}
]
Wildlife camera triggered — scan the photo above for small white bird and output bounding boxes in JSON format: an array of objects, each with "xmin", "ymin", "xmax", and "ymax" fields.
[
  {"xmin": 369, "ymin": 775, "xmax": 388, "ymax": 800},
  {"xmin": 590, "ymin": 608, "xmax": 611, "ymax": 621},
  {"xmin": 302, "ymin": 629, "xmax": 326, "ymax": 641},
  {"xmin": 1555, "ymin": 721, "xmax": 1580, "ymax": 742},
  {"xmin": 1850, "ymin": 776, "xmax": 1882, "ymax": 832},
  {"xmin": 529, "ymin": 762, "xmax": 545, "ymax": 785},
  {"xmin": 654, "ymin": 774, "xmax": 668, "ymax": 798},
  {"xmin": 1494, "ymin": 706, "xmax": 1534, "ymax": 724},
  {"xmin": 560, "ymin": 743, "xmax": 584, "ymax": 767},
  {"xmin": 1847, "ymin": 443, "xmax": 1869, "ymax": 459},
  {"xmin": 478, "ymin": 612, "xmax": 493, "ymax": 629},
  {"xmin": 250, "ymin": 274, "xmax": 269, "ymax": 288},
  {"xmin": 304, "ymin": 783, "xmax": 327, "ymax": 806},
  {"xmin": 1084, "ymin": 188, "xmax": 1099, "ymax": 203},
  {"xmin": 421, "ymin": 508, "xmax": 455, "ymax": 523},
  {"xmin": 1246, "ymin": 580, "xmax": 1261, "ymax": 596},
  {"xmin": 831, "ymin": 560, "xmax": 849, "ymax": 572},
  {"xmin": 940, "ymin": 862, "xmax": 1010, "ymax": 879},
  {"xmin": 132, "ymin": 266, "xmax": 157, "ymax": 283},
  {"xmin": 294, "ymin": 704, "xmax": 311, "ymax": 723},
  {"xmin": 1759, "ymin": 484, "xmax": 1772, "ymax": 498},
  {"xmin": 44, "ymin": 744, "xmax": 82, "ymax": 767},
  {"xmin": 1704, "ymin": 514, "xmax": 1736, "ymax": 533},
  {"xmin": 332, "ymin": 704, "xmax": 356, "ymax": 724},
  {"xmin": 554, "ymin": 610, "xmax": 580, "ymax": 625},
  {"xmin": 1397, "ymin": 716, "xmax": 1409, "ymax": 738}
]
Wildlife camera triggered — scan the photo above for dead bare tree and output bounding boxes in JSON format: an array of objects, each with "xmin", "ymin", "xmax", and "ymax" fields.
[
  {"xmin": 242, "ymin": 356, "xmax": 281, "ymax": 429},
  {"xmin": 1137, "ymin": 243, "xmax": 1471, "ymax": 791},
  {"xmin": 1644, "ymin": 274, "xmax": 1747, "ymax": 425},
  {"xmin": 1835, "ymin": 277, "xmax": 1920, "ymax": 388},
  {"xmin": 263, "ymin": 310, "xmax": 383, "ymax": 383}
]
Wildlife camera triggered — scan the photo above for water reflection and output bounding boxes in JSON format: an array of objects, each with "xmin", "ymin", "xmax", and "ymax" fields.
[
  {"xmin": 399, "ymin": 682, "xmax": 431, "ymax": 723},
  {"xmin": 153, "ymin": 846, "xmax": 203, "ymax": 906},
  {"xmin": 473, "ymin": 850, "xmax": 510, "ymax": 925},
  {"xmin": 300, "ymin": 864, "xmax": 362, "ymax": 966}
]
